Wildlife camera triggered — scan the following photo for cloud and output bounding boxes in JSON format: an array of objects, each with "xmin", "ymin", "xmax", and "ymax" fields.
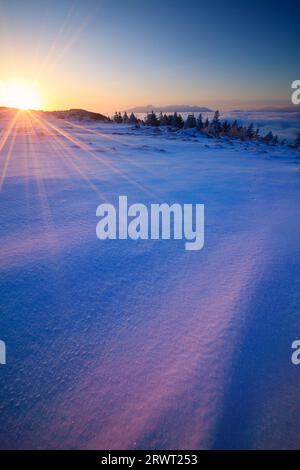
[{"xmin": 222, "ymin": 109, "xmax": 300, "ymax": 141}]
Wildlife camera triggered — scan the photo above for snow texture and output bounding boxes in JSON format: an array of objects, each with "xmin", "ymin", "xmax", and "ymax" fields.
[{"xmin": 0, "ymin": 110, "xmax": 300, "ymax": 449}]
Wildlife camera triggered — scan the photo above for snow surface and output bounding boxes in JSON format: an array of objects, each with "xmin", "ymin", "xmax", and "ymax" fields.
[{"xmin": 0, "ymin": 110, "xmax": 300, "ymax": 449}]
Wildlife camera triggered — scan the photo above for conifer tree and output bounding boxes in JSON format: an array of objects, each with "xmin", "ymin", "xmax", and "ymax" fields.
[
  {"xmin": 263, "ymin": 131, "xmax": 274, "ymax": 144},
  {"xmin": 161, "ymin": 114, "xmax": 170, "ymax": 126},
  {"xmin": 129, "ymin": 112, "xmax": 138, "ymax": 124},
  {"xmin": 222, "ymin": 120, "xmax": 230, "ymax": 134},
  {"xmin": 145, "ymin": 111, "xmax": 159, "ymax": 127},
  {"xmin": 196, "ymin": 114, "xmax": 203, "ymax": 130},
  {"xmin": 185, "ymin": 114, "xmax": 197, "ymax": 128},
  {"xmin": 210, "ymin": 110, "xmax": 221, "ymax": 136},
  {"xmin": 246, "ymin": 123, "xmax": 255, "ymax": 139},
  {"xmin": 177, "ymin": 114, "xmax": 184, "ymax": 129},
  {"xmin": 238, "ymin": 126, "xmax": 247, "ymax": 140},
  {"xmin": 171, "ymin": 112, "xmax": 179, "ymax": 128},
  {"xmin": 229, "ymin": 120, "xmax": 239, "ymax": 138}
]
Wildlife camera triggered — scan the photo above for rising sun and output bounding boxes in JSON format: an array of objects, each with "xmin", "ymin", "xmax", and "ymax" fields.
[{"xmin": 0, "ymin": 81, "xmax": 41, "ymax": 110}]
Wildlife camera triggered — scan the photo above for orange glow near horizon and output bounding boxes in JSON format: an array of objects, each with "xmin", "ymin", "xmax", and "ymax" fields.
[{"xmin": 0, "ymin": 80, "xmax": 42, "ymax": 111}]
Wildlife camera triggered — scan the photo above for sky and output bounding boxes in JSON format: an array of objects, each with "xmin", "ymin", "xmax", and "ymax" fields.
[{"xmin": 0, "ymin": 0, "xmax": 299, "ymax": 113}]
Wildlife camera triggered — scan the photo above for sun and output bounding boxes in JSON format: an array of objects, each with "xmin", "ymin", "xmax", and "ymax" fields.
[{"xmin": 0, "ymin": 81, "xmax": 41, "ymax": 110}]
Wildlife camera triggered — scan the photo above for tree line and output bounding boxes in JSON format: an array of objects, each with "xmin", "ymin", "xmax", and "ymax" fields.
[{"xmin": 113, "ymin": 110, "xmax": 300, "ymax": 148}]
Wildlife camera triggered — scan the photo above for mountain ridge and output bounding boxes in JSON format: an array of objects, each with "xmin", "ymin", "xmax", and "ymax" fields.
[{"xmin": 124, "ymin": 104, "xmax": 213, "ymax": 113}]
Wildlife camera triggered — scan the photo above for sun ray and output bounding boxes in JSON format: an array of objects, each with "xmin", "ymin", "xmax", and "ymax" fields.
[
  {"xmin": 0, "ymin": 110, "xmax": 20, "ymax": 152},
  {"xmin": 61, "ymin": 118, "xmax": 167, "ymax": 184},
  {"xmin": 35, "ymin": 3, "xmax": 77, "ymax": 79},
  {"xmin": 34, "ymin": 113, "xmax": 160, "ymax": 200},
  {"xmin": 25, "ymin": 111, "xmax": 61, "ymax": 259},
  {"xmin": 35, "ymin": 4, "xmax": 101, "ymax": 82},
  {"xmin": 61, "ymin": 119, "xmax": 134, "ymax": 145},
  {"xmin": 0, "ymin": 111, "xmax": 20, "ymax": 191},
  {"xmin": 30, "ymin": 112, "xmax": 107, "ymax": 200}
]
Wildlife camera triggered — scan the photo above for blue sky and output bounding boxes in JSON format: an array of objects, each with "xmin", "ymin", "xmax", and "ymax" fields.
[{"xmin": 0, "ymin": 0, "xmax": 299, "ymax": 111}]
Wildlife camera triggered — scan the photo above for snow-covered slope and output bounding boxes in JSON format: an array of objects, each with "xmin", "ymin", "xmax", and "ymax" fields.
[{"xmin": 0, "ymin": 111, "xmax": 300, "ymax": 449}]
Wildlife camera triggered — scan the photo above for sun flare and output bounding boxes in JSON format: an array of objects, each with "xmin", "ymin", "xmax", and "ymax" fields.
[{"xmin": 0, "ymin": 81, "xmax": 41, "ymax": 110}]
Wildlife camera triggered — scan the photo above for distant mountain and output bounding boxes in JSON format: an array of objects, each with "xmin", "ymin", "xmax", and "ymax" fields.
[
  {"xmin": 44, "ymin": 109, "xmax": 111, "ymax": 122},
  {"xmin": 125, "ymin": 104, "xmax": 213, "ymax": 113}
]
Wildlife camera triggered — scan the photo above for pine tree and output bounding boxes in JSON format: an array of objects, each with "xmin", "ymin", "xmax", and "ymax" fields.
[
  {"xmin": 213, "ymin": 110, "xmax": 220, "ymax": 121},
  {"xmin": 228, "ymin": 120, "xmax": 239, "ymax": 138},
  {"xmin": 222, "ymin": 120, "xmax": 230, "ymax": 134},
  {"xmin": 210, "ymin": 110, "xmax": 221, "ymax": 136},
  {"xmin": 129, "ymin": 112, "xmax": 138, "ymax": 124},
  {"xmin": 246, "ymin": 123, "xmax": 255, "ymax": 139},
  {"xmin": 177, "ymin": 114, "xmax": 184, "ymax": 129},
  {"xmin": 161, "ymin": 114, "xmax": 170, "ymax": 126},
  {"xmin": 145, "ymin": 111, "xmax": 159, "ymax": 127},
  {"xmin": 239, "ymin": 126, "xmax": 247, "ymax": 140},
  {"xmin": 123, "ymin": 112, "xmax": 129, "ymax": 123},
  {"xmin": 196, "ymin": 114, "xmax": 203, "ymax": 130},
  {"xmin": 170, "ymin": 113, "xmax": 184, "ymax": 129},
  {"xmin": 185, "ymin": 114, "xmax": 197, "ymax": 129},
  {"xmin": 171, "ymin": 112, "xmax": 178, "ymax": 128},
  {"xmin": 263, "ymin": 131, "xmax": 274, "ymax": 144}
]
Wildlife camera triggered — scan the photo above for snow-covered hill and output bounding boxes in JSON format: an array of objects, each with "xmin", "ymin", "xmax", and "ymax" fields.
[{"xmin": 0, "ymin": 110, "xmax": 300, "ymax": 449}]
